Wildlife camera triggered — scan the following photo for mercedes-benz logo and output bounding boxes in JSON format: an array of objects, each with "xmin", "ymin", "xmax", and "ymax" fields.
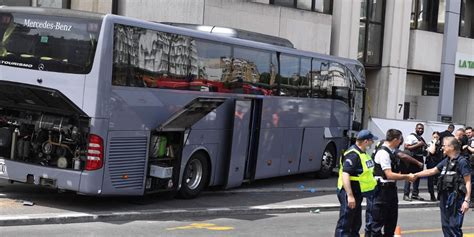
[{"xmin": 38, "ymin": 63, "xmax": 45, "ymax": 70}]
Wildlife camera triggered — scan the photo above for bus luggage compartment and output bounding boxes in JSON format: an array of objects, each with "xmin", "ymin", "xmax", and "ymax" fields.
[{"xmin": 0, "ymin": 81, "xmax": 91, "ymax": 173}]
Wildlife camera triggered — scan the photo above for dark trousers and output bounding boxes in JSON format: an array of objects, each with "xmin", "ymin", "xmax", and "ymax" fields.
[
  {"xmin": 404, "ymin": 177, "xmax": 420, "ymax": 196},
  {"xmin": 364, "ymin": 189, "xmax": 377, "ymax": 237},
  {"xmin": 426, "ymin": 159, "xmax": 440, "ymax": 195},
  {"xmin": 369, "ymin": 184, "xmax": 398, "ymax": 237},
  {"xmin": 335, "ymin": 188, "xmax": 363, "ymax": 237},
  {"xmin": 439, "ymin": 191, "xmax": 465, "ymax": 237}
]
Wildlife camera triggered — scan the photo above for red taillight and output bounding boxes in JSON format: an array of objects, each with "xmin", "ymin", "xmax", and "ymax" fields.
[{"xmin": 85, "ymin": 134, "xmax": 103, "ymax": 171}]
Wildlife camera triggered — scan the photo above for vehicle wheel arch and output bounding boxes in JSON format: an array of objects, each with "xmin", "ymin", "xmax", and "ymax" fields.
[
  {"xmin": 315, "ymin": 140, "xmax": 337, "ymax": 179},
  {"xmin": 177, "ymin": 148, "xmax": 212, "ymax": 199}
]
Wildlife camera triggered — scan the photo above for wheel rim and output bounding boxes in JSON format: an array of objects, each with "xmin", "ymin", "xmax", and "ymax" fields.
[
  {"xmin": 321, "ymin": 150, "xmax": 333, "ymax": 171},
  {"xmin": 184, "ymin": 158, "xmax": 203, "ymax": 190}
]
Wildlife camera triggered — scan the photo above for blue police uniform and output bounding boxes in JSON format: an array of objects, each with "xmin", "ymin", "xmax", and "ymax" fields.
[
  {"xmin": 435, "ymin": 155, "xmax": 471, "ymax": 237},
  {"xmin": 335, "ymin": 145, "xmax": 376, "ymax": 237}
]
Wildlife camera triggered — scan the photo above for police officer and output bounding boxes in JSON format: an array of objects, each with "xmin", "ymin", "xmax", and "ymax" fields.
[
  {"xmin": 415, "ymin": 136, "xmax": 472, "ymax": 237},
  {"xmin": 365, "ymin": 137, "xmax": 422, "ymax": 235},
  {"xmin": 369, "ymin": 129, "xmax": 416, "ymax": 237},
  {"xmin": 335, "ymin": 130, "xmax": 377, "ymax": 237},
  {"xmin": 403, "ymin": 123, "xmax": 427, "ymax": 201}
]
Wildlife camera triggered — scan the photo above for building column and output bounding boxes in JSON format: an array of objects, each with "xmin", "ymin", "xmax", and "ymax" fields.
[
  {"xmin": 367, "ymin": 0, "xmax": 411, "ymax": 119},
  {"xmin": 330, "ymin": 0, "xmax": 361, "ymax": 59},
  {"xmin": 438, "ymin": 0, "xmax": 461, "ymax": 122}
]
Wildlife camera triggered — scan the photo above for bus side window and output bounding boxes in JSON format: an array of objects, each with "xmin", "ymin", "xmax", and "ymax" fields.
[
  {"xmin": 233, "ymin": 47, "xmax": 273, "ymax": 95},
  {"xmin": 113, "ymin": 24, "xmax": 196, "ymax": 89},
  {"xmin": 300, "ymin": 57, "xmax": 311, "ymax": 98},
  {"xmin": 194, "ymin": 40, "xmax": 231, "ymax": 92},
  {"xmin": 311, "ymin": 59, "xmax": 330, "ymax": 98},
  {"xmin": 279, "ymin": 54, "xmax": 299, "ymax": 97},
  {"xmin": 329, "ymin": 62, "xmax": 350, "ymax": 103}
]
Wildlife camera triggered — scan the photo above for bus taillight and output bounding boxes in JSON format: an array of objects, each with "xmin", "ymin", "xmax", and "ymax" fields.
[{"xmin": 85, "ymin": 134, "xmax": 104, "ymax": 171}]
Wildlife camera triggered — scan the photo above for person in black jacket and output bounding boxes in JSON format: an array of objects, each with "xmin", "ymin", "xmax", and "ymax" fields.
[
  {"xmin": 439, "ymin": 124, "xmax": 455, "ymax": 144},
  {"xmin": 426, "ymin": 131, "xmax": 443, "ymax": 201}
]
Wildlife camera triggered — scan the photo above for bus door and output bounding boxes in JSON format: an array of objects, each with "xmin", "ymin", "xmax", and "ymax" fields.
[
  {"xmin": 351, "ymin": 87, "xmax": 365, "ymax": 132},
  {"xmin": 225, "ymin": 98, "xmax": 262, "ymax": 189}
]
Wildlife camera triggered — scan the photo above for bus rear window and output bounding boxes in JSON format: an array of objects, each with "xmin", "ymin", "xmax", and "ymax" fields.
[{"xmin": 0, "ymin": 12, "xmax": 101, "ymax": 74}]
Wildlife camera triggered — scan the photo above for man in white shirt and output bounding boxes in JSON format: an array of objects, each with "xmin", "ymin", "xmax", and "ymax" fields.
[
  {"xmin": 368, "ymin": 129, "xmax": 416, "ymax": 237},
  {"xmin": 403, "ymin": 123, "xmax": 427, "ymax": 201}
]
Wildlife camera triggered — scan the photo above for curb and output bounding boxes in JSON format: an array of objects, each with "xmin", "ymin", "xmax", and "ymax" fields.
[{"xmin": 0, "ymin": 201, "xmax": 440, "ymax": 227}]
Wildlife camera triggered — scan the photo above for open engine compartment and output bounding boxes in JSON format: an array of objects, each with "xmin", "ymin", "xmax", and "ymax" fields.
[{"xmin": 0, "ymin": 108, "xmax": 90, "ymax": 170}]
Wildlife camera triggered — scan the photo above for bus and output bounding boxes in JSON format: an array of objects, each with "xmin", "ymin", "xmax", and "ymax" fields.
[{"xmin": 0, "ymin": 6, "xmax": 366, "ymax": 198}]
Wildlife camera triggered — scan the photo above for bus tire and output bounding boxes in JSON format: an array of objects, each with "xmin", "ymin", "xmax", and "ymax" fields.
[
  {"xmin": 177, "ymin": 152, "xmax": 209, "ymax": 199},
  {"xmin": 315, "ymin": 145, "xmax": 335, "ymax": 179}
]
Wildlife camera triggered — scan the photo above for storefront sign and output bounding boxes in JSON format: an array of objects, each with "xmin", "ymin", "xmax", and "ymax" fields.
[{"xmin": 456, "ymin": 53, "xmax": 474, "ymax": 76}]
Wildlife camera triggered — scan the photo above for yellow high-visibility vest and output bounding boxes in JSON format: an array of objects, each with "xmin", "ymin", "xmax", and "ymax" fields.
[{"xmin": 337, "ymin": 147, "xmax": 377, "ymax": 193}]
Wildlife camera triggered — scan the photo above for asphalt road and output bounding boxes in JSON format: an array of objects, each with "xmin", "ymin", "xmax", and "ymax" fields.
[{"xmin": 1, "ymin": 207, "xmax": 473, "ymax": 237}]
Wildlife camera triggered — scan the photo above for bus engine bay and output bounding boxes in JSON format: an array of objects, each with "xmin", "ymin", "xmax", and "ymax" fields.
[{"xmin": 0, "ymin": 109, "xmax": 90, "ymax": 170}]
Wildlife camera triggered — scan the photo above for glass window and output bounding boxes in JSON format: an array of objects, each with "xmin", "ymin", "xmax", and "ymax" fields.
[
  {"xmin": 329, "ymin": 62, "xmax": 349, "ymax": 103},
  {"xmin": 358, "ymin": 0, "xmax": 385, "ymax": 67},
  {"xmin": 279, "ymin": 54, "xmax": 299, "ymax": 97},
  {"xmin": 311, "ymin": 59, "xmax": 330, "ymax": 98},
  {"xmin": 270, "ymin": 0, "xmax": 332, "ymax": 14},
  {"xmin": 273, "ymin": 0, "xmax": 294, "ymax": 8},
  {"xmin": 357, "ymin": 22, "xmax": 366, "ymax": 62},
  {"xmin": 299, "ymin": 57, "xmax": 311, "ymax": 97},
  {"xmin": 369, "ymin": 0, "xmax": 383, "ymax": 22},
  {"xmin": 460, "ymin": 0, "xmax": 474, "ymax": 38},
  {"xmin": 233, "ymin": 47, "xmax": 276, "ymax": 95},
  {"xmin": 297, "ymin": 0, "xmax": 312, "ymax": 11},
  {"xmin": 0, "ymin": 11, "xmax": 101, "ymax": 74},
  {"xmin": 194, "ymin": 40, "xmax": 231, "ymax": 92},
  {"xmin": 366, "ymin": 24, "xmax": 382, "ymax": 65},
  {"xmin": 437, "ymin": 0, "xmax": 446, "ymax": 33},
  {"xmin": 37, "ymin": 0, "xmax": 70, "ymax": 8},
  {"xmin": 113, "ymin": 24, "xmax": 196, "ymax": 88},
  {"xmin": 314, "ymin": 0, "xmax": 332, "ymax": 14},
  {"xmin": 360, "ymin": 0, "xmax": 367, "ymax": 21},
  {"xmin": 0, "ymin": 0, "xmax": 31, "ymax": 6}
]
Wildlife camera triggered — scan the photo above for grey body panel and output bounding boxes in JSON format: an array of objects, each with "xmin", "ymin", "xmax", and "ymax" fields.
[
  {"xmin": 101, "ymin": 130, "xmax": 149, "ymax": 196},
  {"xmin": 299, "ymin": 128, "xmax": 325, "ymax": 173},
  {"xmin": 0, "ymin": 158, "xmax": 81, "ymax": 191}
]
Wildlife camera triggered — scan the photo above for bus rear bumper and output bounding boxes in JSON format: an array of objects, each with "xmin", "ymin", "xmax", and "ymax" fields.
[{"xmin": 0, "ymin": 158, "xmax": 82, "ymax": 192}]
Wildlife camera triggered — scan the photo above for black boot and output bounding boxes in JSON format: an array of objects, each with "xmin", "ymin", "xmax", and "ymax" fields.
[{"xmin": 430, "ymin": 193, "xmax": 437, "ymax": 202}]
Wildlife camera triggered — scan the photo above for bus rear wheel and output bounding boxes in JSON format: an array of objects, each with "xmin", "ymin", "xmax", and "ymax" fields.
[
  {"xmin": 177, "ymin": 152, "xmax": 209, "ymax": 199},
  {"xmin": 315, "ymin": 146, "xmax": 335, "ymax": 179}
]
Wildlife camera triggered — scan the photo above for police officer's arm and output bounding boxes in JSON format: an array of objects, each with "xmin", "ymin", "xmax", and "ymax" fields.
[
  {"xmin": 461, "ymin": 174, "xmax": 471, "ymax": 214},
  {"xmin": 342, "ymin": 172, "xmax": 356, "ymax": 209},
  {"xmin": 397, "ymin": 151, "xmax": 423, "ymax": 168},
  {"xmin": 383, "ymin": 169, "xmax": 415, "ymax": 181},
  {"xmin": 414, "ymin": 167, "xmax": 440, "ymax": 178}
]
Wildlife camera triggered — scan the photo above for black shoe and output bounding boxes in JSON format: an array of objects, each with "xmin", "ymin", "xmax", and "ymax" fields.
[
  {"xmin": 403, "ymin": 195, "xmax": 412, "ymax": 201},
  {"xmin": 430, "ymin": 194, "xmax": 437, "ymax": 202},
  {"xmin": 411, "ymin": 195, "xmax": 425, "ymax": 201}
]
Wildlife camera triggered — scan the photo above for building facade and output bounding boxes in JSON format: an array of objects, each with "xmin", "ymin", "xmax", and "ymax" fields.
[{"xmin": 5, "ymin": 0, "xmax": 474, "ymax": 126}]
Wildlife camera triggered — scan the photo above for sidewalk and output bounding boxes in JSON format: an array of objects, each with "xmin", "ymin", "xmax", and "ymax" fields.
[{"xmin": 0, "ymin": 176, "xmax": 441, "ymax": 226}]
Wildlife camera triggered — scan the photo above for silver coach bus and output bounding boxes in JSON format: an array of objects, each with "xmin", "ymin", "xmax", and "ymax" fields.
[{"xmin": 0, "ymin": 7, "xmax": 366, "ymax": 198}]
